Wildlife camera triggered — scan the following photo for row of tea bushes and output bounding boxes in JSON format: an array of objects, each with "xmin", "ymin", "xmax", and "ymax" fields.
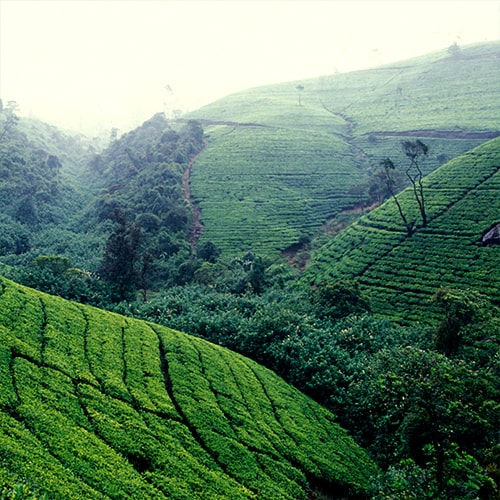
[
  {"xmin": 306, "ymin": 138, "xmax": 500, "ymax": 322},
  {"xmin": 0, "ymin": 277, "xmax": 377, "ymax": 498},
  {"xmin": 191, "ymin": 125, "xmax": 362, "ymax": 256}
]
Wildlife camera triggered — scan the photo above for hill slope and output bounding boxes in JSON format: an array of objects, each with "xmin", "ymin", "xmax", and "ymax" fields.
[
  {"xmin": 0, "ymin": 108, "xmax": 97, "ymax": 271},
  {"xmin": 186, "ymin": 42, "xmax": 500, "ymax": 257},
  {"xmin": 304, "ymin": 137, "xmax": 500, "ymax": 322},
  {"xmin": 0, "ymin": 276, "xmax": 377, "ymax": 499}
]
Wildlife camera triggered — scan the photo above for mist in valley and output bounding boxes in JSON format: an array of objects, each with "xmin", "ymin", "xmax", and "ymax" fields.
[{"xmin": 1, "ymin": 0, "xmax": 498, "ymax": 136}]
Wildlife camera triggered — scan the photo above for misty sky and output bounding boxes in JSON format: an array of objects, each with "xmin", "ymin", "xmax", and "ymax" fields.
[{"xmin": 1, "ymin": 0, "xmax": 499, "ymax": 135}]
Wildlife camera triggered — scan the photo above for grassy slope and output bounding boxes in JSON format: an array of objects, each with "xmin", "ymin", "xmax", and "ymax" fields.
[
  {"xmin": 0, "ymin": 276, "xmax": 377, "ymax": 499},
  {"xmin": 186, "ymin": 42, "xmax": 500, "ymax": 257},
  {"xmin": 304, "ymin": 138, "xmax": 500, "ymax": 323}
]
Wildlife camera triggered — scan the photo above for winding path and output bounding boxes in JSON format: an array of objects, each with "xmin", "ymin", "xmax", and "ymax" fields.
[{"xmin": 183, "ymin": 145, "xmax": 207, "ymax": 250}]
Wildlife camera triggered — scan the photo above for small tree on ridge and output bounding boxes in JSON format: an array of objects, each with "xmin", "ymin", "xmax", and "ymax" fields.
[
  {"xmin": 402, "ymin": 139, "xmax": 428, "ymax": 228},
  {"xmin": 381, "ymin": 139, "xmax": 429, "ymax": 236},
  {"xmin": 381, "ymin": 157, "xmax": 415, "ymax": 236}
]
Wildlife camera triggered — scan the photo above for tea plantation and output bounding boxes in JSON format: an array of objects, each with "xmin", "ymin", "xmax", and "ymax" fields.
[
  {"xmin": 0, "ymin": 276, "xmax": 377, "ymax": 499},
  {"xmin": 186, "ymin": 42, "xmax": 500, "ymax": 257},
  {"xmin": 191, "ymin": 124, "xmax": 360, "ymax": 255},
  {"xmin": 304, "ymin": 137, "xmax": 500, "ymax": 323}
]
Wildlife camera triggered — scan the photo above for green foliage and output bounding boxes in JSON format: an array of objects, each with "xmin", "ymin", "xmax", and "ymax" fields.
[
  {"xmin": 306, "ymin": 138, "xmax": 500, "ymax": 322},
  {"xmin": 190, "ymin": 123, "xmax": 360, "ymax": 256},
  {"xmin": 197, "ymin": 240, "xmax": 221, "ymax": 263},
  {"xmin": 86, "ymin": 114, "xmax": 205, "ymax": 292},
  {"xmin": 122, "ymin": 280, "xmax": 499, "ymax": 498},
  {"xmin": 0, "ymin": 111, "xmax": 95, "ymax": 287},
  {"xmin": 0, "ymin": 216, "xmax": 30, "ymax": 256},
  {"xmin": 0, "ymin": 112, "xmax": 208, "ymax": 306},
  {"xmin": 372, "ymin": 445, "xmax": 496, "ymax": 499},
  {"xmin": 0, "ymin": 42, "xmax": 499, "ymax": 500},
  {"xmin": 0, "ymin": 479, "xmax": 49, "ymax": 500},
  {"xmin": 187, "ymin": 42, "xmax": 500, "ymax": 256},
  {"xmin": 100, "ymin": 222, "xmax": 142, "ymax": 302},
  {"xmin": 311, "ymin": 279, "xmax": 370, "ymax": 319},
  {"xmin": 0, "ymin": 276, "xmax": 377, "ymax": 498},
  {"xmin": 433, "ymin": 287, "xmax": 500, "ymax": 364},
  {"xmin": 346, "ymin": 342, "xmax": 499, "ymax": 497},
  {"xmin": 8, "ymin": 256, "xmax": 102, "ymax": 305}
]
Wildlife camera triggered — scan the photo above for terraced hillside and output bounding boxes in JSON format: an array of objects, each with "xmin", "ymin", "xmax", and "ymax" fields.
[
  {"xmin": 186, "ymin": 42, "xmax": 500, "ymax": 257},
  {"xmin": 304, "ymin": 138, "xmax": 500, "ymax": 323},
  {"xmin": 0, "ymin": 276, "xmax": 377, "ymax": 499}
]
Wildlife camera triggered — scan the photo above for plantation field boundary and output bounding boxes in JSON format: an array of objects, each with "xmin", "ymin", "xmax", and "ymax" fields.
[
  {"xmin": 367, "ymin": 130, "xmax": 499, "ymax": 140},
  {"xmin": 0, "ymin": 277, "xmax": 377, "ymax": 498},
  {"xmin": 185, "ymin": 42, "xmax": 500, "ymax": 257},
  {"xmin": 305, "ymin": 138, "xmax": 500, "ymax": 322},
  {"xmin": 183, "ymin": 144, "xmax": 208, "ymax": 248}
]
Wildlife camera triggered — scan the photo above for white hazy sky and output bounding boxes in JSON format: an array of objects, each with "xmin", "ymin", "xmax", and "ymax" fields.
[{"xmin": 1, "ymin": 0, "xmax": 499, "ymax": 135}]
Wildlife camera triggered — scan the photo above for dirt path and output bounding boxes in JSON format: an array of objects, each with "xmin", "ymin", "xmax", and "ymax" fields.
[
  {"xmin": 368, "ymin": 130, "xmax": 500, "ymax": 140},
  {"xmin": 183, "ymin": 146, "xmax": 206, "ymax": 250}
]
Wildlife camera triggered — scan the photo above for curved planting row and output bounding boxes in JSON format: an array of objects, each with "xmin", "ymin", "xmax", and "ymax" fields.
[
  {"xmin": 186, "ymin": 42, "xmax": 499, "ymax": 259},
  {"xmin": 191, "ymin": 125, "xmax": 361, "ymax": 256},
  {"xmin": 0, "ymin": 277, "xmax": 377, "ymax": 498},
  {"xmin": 306, "ymin": 138, "xmax": 500, "ymax": 322}
]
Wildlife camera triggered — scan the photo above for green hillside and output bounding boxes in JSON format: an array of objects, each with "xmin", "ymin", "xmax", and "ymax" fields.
[
  {"xmin": 186, "ymin": 42, "xmax": 500, "ymax": 257},
  {"xmin": 0, "ymin": 111, "xmax": 209, "ymax": 300},
  {"xmin": 0, "ymin": 276, "xmax": 377, "ymax": 499},
  {"xmin": 0, "ymin": 101, "xmax": 103, "ymax": 260},
  {"xmin": 304, "ymin": 137, "xmax": 500, "ymax": 322}
]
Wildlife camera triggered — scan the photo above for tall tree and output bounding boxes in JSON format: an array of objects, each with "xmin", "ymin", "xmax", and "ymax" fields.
[
  {"xmin": 100, "ymin": 221, "xmax": 142, "ymax": 302},
  {"xmin": 381, "ymin": 157, "xmax": 415, "ymax": 236},
  {"xmin": 381, "ymin": 139, "xmax": 429, "ymax": 236},
  {"xmin": 402, "ymin": 139, "xmax": 428, "ymax": 227}
]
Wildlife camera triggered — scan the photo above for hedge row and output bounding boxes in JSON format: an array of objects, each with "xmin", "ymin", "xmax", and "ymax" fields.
[
  {"xmin": 306, "ymin": 138, "xmax": 500, "ymax": 322},
  {"xmin": 0, "ymin": 277, "xmax": 377, "ymax": 498}
]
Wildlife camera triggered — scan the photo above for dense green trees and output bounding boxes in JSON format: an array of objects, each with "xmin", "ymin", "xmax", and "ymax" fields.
[
  {"xmin": 433, "ymin": 287, "xmax": 500, "ymax": 362},
  {"xmin": 311, "ymin": 279, "xmax": 370, "ymax": 319},
  {"xmin": 110, "ymin": 278, "xmax": 498, "ymax": 498},
  {"xmin": 86, "ymin": 114, "xmax": 205, "ymax": 298},
  {"xmin": 0, "ymin": 124, "xmax": 66, "ymax": 226},
  {"xmin": 0, "ymin": 109, "xmax": 498, "ymax": 497},
  {"xmin": 11, "ymin": 255, "xmax": 102, "ymax": 305},
  {"xmin": 348, "ymin": 346, "xmax": 497, "ymax": 497},
  {"xmin": 100, "ymin": 221, "xmax": 142, "ymax": 302}
]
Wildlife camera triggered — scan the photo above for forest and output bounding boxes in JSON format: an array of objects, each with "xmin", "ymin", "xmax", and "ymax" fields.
[{"xmin": 0, "ymin": 42, "xmax": 499, "ymax": 499}]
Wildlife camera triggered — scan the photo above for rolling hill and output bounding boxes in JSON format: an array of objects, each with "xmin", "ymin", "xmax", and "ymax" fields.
[
  {"xmin": 0, "ymin": 276, "xmax": 377, "ymax": 499},
  {"xmin": 185, "ymin": 42, "xmax": 500, "ymax": 257},
  {"xmin": 0, "ymin": 109, "xmax": 95, "ymax": 269},
  {"xmin": 0, "ymin": 42, "xmax": 499, "ymax": 499},
  {"xmin": 303, "ymin": 137, "xmax": 500, "ymax": 323}
]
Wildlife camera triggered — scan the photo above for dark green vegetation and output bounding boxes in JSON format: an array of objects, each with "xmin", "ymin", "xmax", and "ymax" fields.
[
  {"xmin": 0, "ymin": 102, "xmax": 91, "ymax": 259},
  {"xmin": 115, "ymin": 280, "xmax": 500, "ymax": 499},
  {"xmin": 88, "ymin": 114, "xmax": 205, "ymax": 299},
  {"xmin": 0, "ymin": 276, "xmax": 377, "ymax": 499},
  {"xmin": 305, "ymin": 137, "xmax": 500, "ymax": 322},
  {"xmin": 0, "ymin": 42, "xmax": 499, "ymax": 499},
  {"xmin": 186, "ymin": 42, "xmax": 500, "ymax": 256},
  {"xmin": 0, "ymin": 109, "xmax": 206, "ymax": 303}
]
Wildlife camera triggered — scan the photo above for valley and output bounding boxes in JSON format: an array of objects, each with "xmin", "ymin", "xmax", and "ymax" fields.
[
  {"xmin": 186, "ymin": 43, "xmax": 499, "ymax": 257},
  {"xmin": 0, "ymin": 41, "xmax": 499, "ymax": 499}
]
